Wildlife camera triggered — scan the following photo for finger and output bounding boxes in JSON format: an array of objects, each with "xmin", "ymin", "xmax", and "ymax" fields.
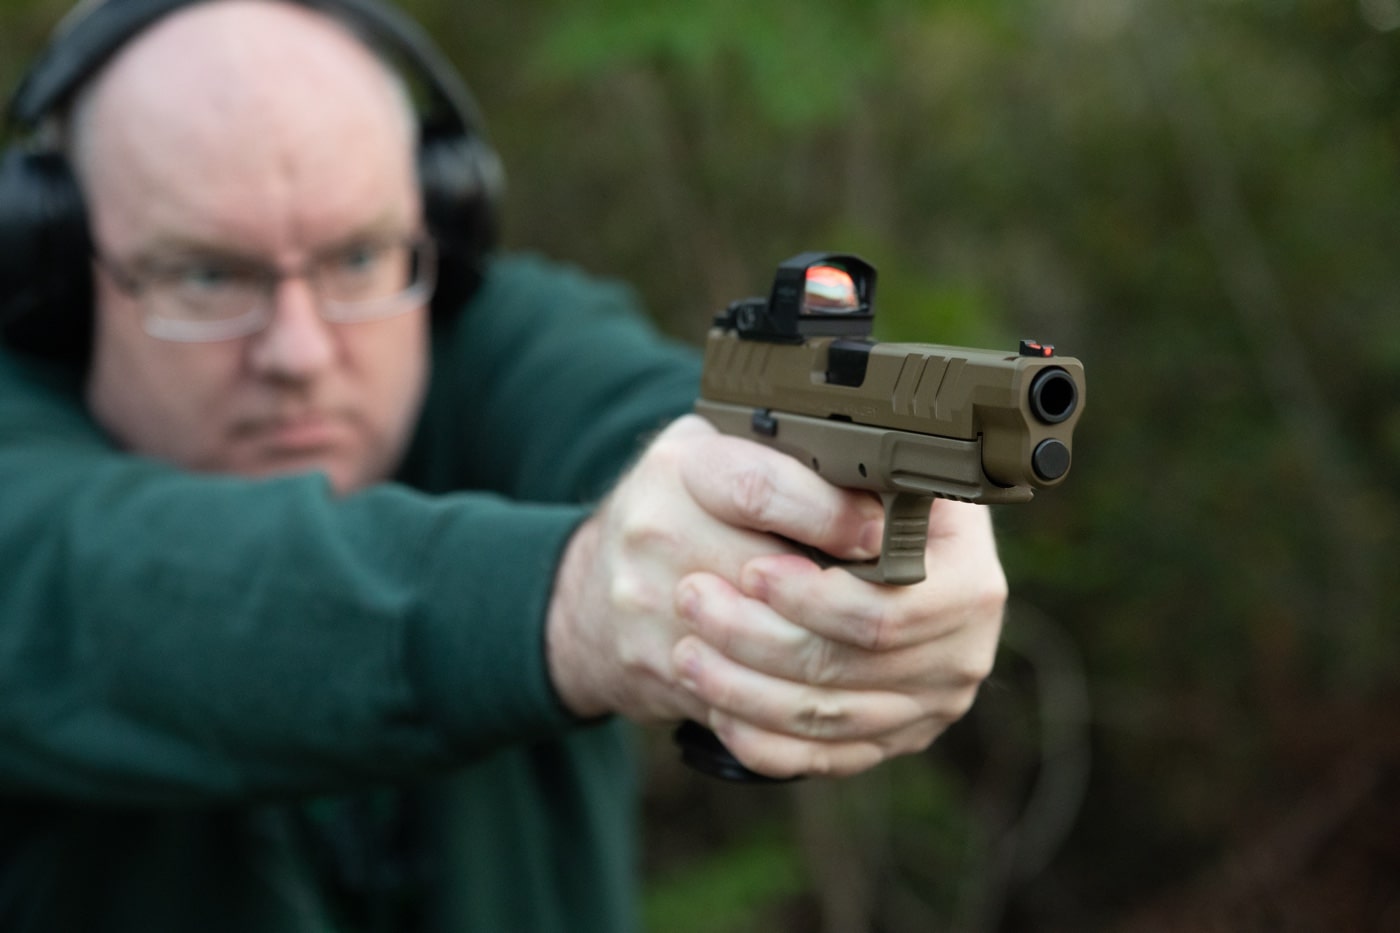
[
  {"xmin": 676, "ymin": 430, "xmax": 885, "ymax": 561},
  {"xmin": 672, "ymin": 636, "xmax": 937, "ymax": 743},
  {"xmin": 704, "ymin": 712, "xmax": 948, "ymax": 780},
  {"xmin": 739, "ymin": 516, "xmax": 1007, "ymax": 652},
  {"xmin": 676, "ymin": 571, "xmax": 817, "ymax": 673},
  {"xmin": 925, "ymin": 499, "xmax": 1002, "ymax": 568},
  {"xmin": 603, "ymin": 424, "xmax": 796, "ymax": 592},
  {"xmin": 604, "ymin": 508, "xmax": 782, "ymax": 606},
  {"xmin": 676, "ymin": 571, "xmax": 998, "ymax": 693},
  {"xmin": 707, "ymin": 715, "xmax": 883, "ymax": 779}
]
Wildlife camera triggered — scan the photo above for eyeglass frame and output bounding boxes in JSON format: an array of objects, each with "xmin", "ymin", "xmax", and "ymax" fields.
[{"xmin": 92, "ymin": 233, "xmax": 439, "ymax": 343}]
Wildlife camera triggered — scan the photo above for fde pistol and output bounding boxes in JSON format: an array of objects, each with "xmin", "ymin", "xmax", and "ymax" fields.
[{"xmin": 676, "ymin": 251, "xmax": 1087, "ymax": 782}]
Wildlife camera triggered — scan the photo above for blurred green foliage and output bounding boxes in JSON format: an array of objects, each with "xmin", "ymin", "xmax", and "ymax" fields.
[
  {"xmin": 644, "ymin": 830, "xmax": 805, "ymax": 933},
  {"xmin": 4, "ymin": 0, "xmax": 1399, "ymax": 929}
]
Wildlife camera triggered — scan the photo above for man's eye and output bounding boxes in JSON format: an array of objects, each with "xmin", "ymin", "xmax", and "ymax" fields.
[
  {"xmin": 173, "ymin": 263, "xmax": 240, "ymax": 292},
  {"xmin": 331, "ymin": 245, "xmax": 383, "ymax": 275}
]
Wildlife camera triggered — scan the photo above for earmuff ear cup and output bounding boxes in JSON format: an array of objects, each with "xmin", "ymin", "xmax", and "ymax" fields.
[
  {"xmin": 0, "ymin": 148, "xmax": 93, "ymax": 361},
  {"xmin": 420, "ymin": 128, "xmax": 504, "ymax": 317}
]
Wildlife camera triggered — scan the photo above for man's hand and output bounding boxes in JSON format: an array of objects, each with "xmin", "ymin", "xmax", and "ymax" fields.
[{"xmin": 546, "ymin": 415, "xmax": 1007, "ymax": 779}]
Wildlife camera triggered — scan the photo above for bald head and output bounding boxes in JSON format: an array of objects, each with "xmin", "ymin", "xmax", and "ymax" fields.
[{"xmin": 70, "ymin": 0, "xmax": 420, "ymax": 256}]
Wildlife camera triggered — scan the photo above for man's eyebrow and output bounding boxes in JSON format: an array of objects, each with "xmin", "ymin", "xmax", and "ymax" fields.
[
  {"xmin": 120, "ymin": 217, "xmax": 420, "ymax": 267},
  {"xmin": 314, "ymin": 226, "xmax": 415, "ymax": 255},
  {"xmin": 326, "ymin": 211, "xmax": 424, "ymax": 245},
  {"xmin": 121, "ymin": 236, "xmax": 265, "ymax": 268}
]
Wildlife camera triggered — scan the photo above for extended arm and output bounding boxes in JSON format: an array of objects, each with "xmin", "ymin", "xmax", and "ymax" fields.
[{"xmin": 0, "ymin": 256, "xmax": 701, "ymax": 803}]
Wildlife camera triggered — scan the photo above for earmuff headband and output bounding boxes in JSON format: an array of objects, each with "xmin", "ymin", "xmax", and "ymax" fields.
[{"xmin": 6, "ymin": 0, "xmax": 488, "ymax": 142}]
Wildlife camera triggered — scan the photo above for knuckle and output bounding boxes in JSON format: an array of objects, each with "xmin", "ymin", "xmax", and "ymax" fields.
[
  {"xmin": 805, "ymin": 747, "xmax": 838, "ymax": 777},
  {"xmin": 956, "ymin": 644, "xmax": 998, "ymax": 688},
  {"xmin": 616, "ymin": 514, "xmax": 680, "ymax": 560},
  {"xmin": 849, "ymin": 601, "xmax": 897, "ymax": 653},
  {"xmin": 608, "ymin": 569, "xmax": 666, "ymax": 616},
  {"xmin": 976, "ymin": 572, "xmax": 1010, "ymax": 619},
  {"xmin": 643, "ymin": 431, "xmax": 689, "ymax": 470},
  {"xmin": 797, "ymin": 638, "xmax": 843, "ymax": 687},
  {"xmin": 793, "ymin": 694, "xmax": 850, "ymax": 740},
  {"xmin": 935, "ymin": 680, "xmax": 980, "ymax": 722},
  {"xmin": 730, "ymin": 462, "xmax": 779, "ymax": 526}
]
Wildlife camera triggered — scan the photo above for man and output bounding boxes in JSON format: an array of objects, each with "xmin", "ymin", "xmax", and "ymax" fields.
[{"xmin": 0, "ymin": 0, "xmax": 1007, "ymax": 930}]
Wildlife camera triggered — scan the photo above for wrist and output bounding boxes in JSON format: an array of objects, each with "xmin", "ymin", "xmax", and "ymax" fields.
[{"xmin": 546, "ymin": 514, "xmax": 613, "ymax": 719}]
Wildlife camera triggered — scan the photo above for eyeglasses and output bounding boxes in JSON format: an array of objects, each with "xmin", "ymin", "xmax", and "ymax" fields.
[{"xmin": 96, "ymin": 235, "xmax": 437, "ymax": 342}]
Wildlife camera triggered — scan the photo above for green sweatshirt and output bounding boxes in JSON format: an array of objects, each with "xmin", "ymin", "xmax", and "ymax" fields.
[{"xmin": 0, "ymin": 254, "xmax": 702, "ymax": 932}]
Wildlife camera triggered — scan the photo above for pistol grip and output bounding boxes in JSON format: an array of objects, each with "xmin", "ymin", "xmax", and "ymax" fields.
[{"xmin": 844, "ymin": 491, "xmax": 932, "ymax": 586}]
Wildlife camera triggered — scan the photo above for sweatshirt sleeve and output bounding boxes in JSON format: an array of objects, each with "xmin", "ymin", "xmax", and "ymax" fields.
[{"xmin": 0, "ymin": 254, "xmax": 700, "ymax": 805}]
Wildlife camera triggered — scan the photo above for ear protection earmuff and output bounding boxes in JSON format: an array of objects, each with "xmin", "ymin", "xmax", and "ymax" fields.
[{"xmin": 0, "ymin": 0, "xmax": 504, "ymax": 361}]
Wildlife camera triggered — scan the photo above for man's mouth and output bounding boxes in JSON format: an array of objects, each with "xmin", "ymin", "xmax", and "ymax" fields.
[{"xmin": 249, "ymin": 413, "xmax": 348, "ymax": 453}]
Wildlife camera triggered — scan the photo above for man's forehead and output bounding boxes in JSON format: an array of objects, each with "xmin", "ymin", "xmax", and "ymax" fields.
[{"xmin": 71, "ymin": 0, "xmax": 419, "ymax": 176}]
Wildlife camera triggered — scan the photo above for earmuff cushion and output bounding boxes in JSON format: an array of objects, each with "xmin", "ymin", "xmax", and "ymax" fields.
[{"xmin": 0, "ymin": 149, "xmax": 93, "ymax": 360}]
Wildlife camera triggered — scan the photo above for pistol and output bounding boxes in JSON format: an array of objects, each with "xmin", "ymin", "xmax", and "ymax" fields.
[{"xmin": 675, "ymin": 251, "xmax": 1086, "ymax": 782}]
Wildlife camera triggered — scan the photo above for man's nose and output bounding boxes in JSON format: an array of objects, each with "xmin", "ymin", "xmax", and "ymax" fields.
[{"xmin": 247, "ymin": 276, "xmax": 336, "ymax": 378}]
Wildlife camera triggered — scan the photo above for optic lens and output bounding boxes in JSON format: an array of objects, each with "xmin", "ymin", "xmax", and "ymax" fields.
[{"xmin": 804, "ymin": 265, "xmax": 859, "ymax": 314}]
